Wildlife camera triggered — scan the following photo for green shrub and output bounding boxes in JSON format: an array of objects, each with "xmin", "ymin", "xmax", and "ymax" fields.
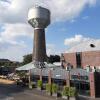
[
  {"xmin": 46, "ymin": 83, "xmax": 52, "ymax": 93},
  {"xmin": 62, "ymin": 86, "xmax": 77, "ymax": 97},
  {"xmin": 37, "ymin": 80, "xmax": 42, "ymax": 88},
  {"xmin": 69, "ymin": 87, "xmax": 76, "ymax": 97},
  {"xmin": 62, "ymin": 86, "xmax": 69, "ymax": 96},
  {"xmin": 52, "ymin": 84, "xmax": 58, "ymax": 93}
]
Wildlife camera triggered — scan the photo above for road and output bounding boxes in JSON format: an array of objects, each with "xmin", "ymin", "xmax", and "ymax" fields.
[
  {"xmin": 0, "ymin": 83, "xmax": 55, "ymax": 100},
  {"xmin": 0, "ymin": 82, "xmax": 100, "ymax": 100}
]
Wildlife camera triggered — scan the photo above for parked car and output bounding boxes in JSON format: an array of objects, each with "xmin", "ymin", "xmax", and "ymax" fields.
[{"xmin": 7, "ymin": 73, "xmax": 20, "ymax": 81}]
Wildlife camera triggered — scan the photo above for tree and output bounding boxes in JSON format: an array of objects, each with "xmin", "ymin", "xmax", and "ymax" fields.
[
  {"xmin": 22, "ymin": 54, "xmax": 60, "ymax": 65},
  {"xmin": 0, "ymin": 59, "xmax": 20, "ymax": 67},
  {"xmin": 47, "ymin": 55, "xmax": 60, "ymax": 63},
  {"xmin": 22, "ymin": 54, "xmax": 32, "ymax": 65}
]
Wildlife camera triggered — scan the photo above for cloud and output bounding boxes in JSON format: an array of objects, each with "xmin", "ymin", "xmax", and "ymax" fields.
[
  {"xmin": 46, "ymin": 44, "xmax": 56, "ymax": 56},
  {"xmin": 0, "ymin": 0, "xmax": 97, "ymax": 23},
  {"xmin": 0, "ymin": 44, "xmax": 31, "ymax": 61},
  {"xmin": 64, "ymin": 35, "xmax": 90, "ymax": 46},
  {"xmin": 0, "ymin": 23, "xmax": 33, "ymax": 41},
  {"xmin": 46, "ymin": 44, "xmax": 61, "ymax": 56},
  {"xmin": 64, "ymin": 34, "xmax": 100, "ymax": 53},
  {"xmin": 0, "ymin": 23, "xmax": 33, "ymax": 61},
  {"xmin": 0, "ymin": 32, "xmax": 29, "ymax": 61},
  {"xmin": 0, "ymin": 23, "xmax": 33, "ymax": 50}
]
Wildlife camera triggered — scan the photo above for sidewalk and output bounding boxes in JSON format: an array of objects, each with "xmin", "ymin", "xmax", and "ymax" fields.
[
  {"xmin": 25, "ymin": 88, "xmax": 100, "ymax": 100},
  {"xmin": 26, "ymin": 88, "xmax": 60, "ymax": 100}
]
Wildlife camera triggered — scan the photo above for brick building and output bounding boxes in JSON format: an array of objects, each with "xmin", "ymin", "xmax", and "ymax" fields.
[{"xmin": 61, "ymin": 50, "xmax": 100, "ymax": 69}]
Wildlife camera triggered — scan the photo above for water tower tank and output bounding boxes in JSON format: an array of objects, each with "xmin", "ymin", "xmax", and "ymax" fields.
[
  {"xmin": 28, "ymin": 6, "xmax": 50, "ymax": 29},
  {"xmin": 28, "ymin": 6, "xmax": 50, "ymax": 67}
]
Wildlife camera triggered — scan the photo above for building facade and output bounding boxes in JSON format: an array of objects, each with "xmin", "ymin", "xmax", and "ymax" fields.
[
  {"xmin": 16, "ymin": 62, "xmax": 100, "ymax": 98},
  {"xmin": 30, "ymin": 68, "xmax": 100, "ymax": 98},
  {"xmin": 61, "ymin": 50, "xmax": 100, "ymax": 69}
]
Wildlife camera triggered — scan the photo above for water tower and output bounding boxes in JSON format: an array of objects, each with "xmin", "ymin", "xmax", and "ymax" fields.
[{"xmin": 28, "ymin": 6, "xmax": 50, "ymax": 68}]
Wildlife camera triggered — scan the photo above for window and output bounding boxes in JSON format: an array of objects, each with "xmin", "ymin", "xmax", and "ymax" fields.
[{"xmin": 76, "ymin": 52, "xmax": 82, "ymax": 68}]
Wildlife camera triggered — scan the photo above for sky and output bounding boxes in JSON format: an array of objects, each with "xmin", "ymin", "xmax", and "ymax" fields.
[{"xmin": 0, "ymin": 0, "xmax": 100, "ymax": 61}]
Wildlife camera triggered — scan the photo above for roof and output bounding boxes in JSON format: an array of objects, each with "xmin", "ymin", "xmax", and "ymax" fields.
[
  {"xmin": 53, "ymin": 62, "xmax": 61, "ymax": 66},
  {"xmin": 16, "ymin": 62, "xmax": 57, "ymax": 71},
  {"xmin": 16, "ymin": 62, "xmax": 35, "ymax": 71},
  {"xmin": 45, "ymin": 63, "xmax": 58, "ymax": 68}
]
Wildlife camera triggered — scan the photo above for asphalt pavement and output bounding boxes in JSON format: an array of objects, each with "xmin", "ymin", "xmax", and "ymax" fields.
[
  {"xmin": 0, "ymin": 83, "xmax": 57, "ymax": 100},
  {"xmin": 0, "ymin": 83, "xmax": 100, "ymax": 100}
]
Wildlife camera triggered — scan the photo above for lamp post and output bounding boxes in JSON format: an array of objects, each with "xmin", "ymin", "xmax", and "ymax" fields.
[
  {"xmin": 48, "ymin": 69, "xmax": 52, "ymax": 96},
  {"xmin": 67, "ymin": 63, "xmax": 71, "ymax": 87},
  {"xmin": 67, "ymin": 64, "xmax": 71, "ymax": 100},
  {"xmin": 78, "ymin": 73, "xmax": 81, "ymax": 93}
]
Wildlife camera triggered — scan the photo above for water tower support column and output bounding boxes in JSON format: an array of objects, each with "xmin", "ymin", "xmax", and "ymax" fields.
[{"xmin": 33, "ymin": 28, "xmax": 46, "ymax": 62}]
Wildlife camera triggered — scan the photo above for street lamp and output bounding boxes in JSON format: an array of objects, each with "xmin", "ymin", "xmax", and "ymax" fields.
[{"xmin": 67, "ymin": 63, "xmax": 72, "ymax": 100}]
